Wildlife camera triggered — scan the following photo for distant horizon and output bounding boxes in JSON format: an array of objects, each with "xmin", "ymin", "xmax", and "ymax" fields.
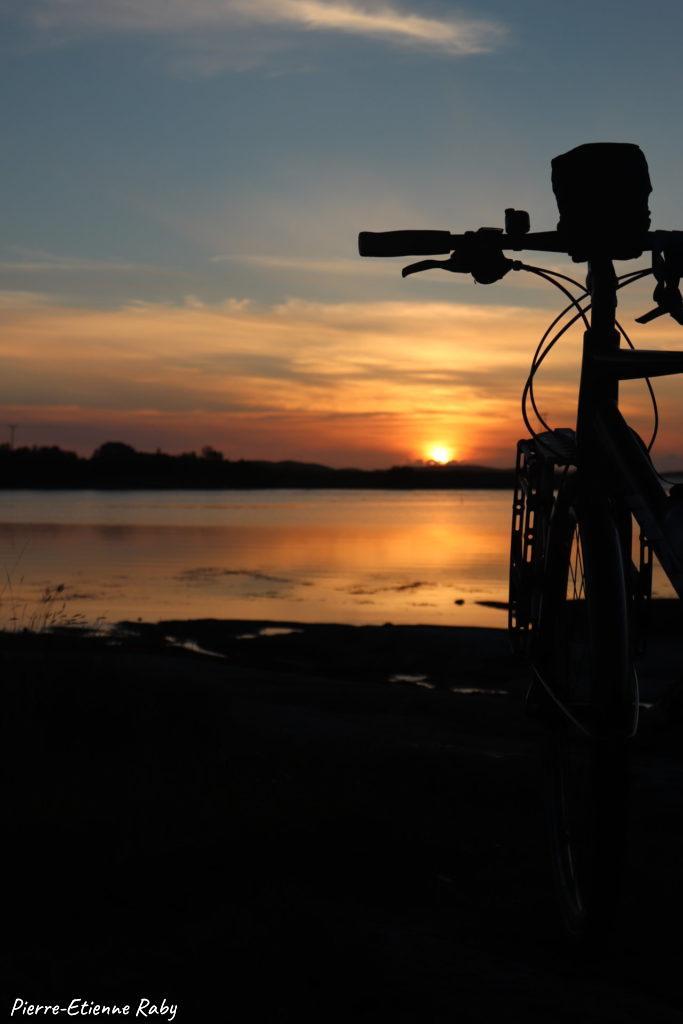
[
  {"xmin": 0, "ymin": 437, "xmax": 515, "ymax": 471},
  {"xmin": 3, "ymin": 438, "xmax": 683, "ymax": 479}
]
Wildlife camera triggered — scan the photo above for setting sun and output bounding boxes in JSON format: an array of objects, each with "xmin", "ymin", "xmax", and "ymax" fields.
[{"xmin": 425, "ymin": 444, "xmax": 455, "ymax": 465}]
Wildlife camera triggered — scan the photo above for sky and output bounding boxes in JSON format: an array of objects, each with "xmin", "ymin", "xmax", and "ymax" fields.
[{"xmin": 3, "ymin": 0, "xmax": 683, "ymax": 467}]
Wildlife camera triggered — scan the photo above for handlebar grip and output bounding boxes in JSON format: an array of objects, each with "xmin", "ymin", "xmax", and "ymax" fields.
[{"xmin": 358, "ymin": 230, "xmax": 453, "ymax": 257}]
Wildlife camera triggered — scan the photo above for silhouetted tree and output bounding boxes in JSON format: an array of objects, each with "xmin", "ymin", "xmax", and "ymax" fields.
[
  {"xmin": 201, "ymin": 445, "xmax": 224, "ymax": 461},
  {"xmin": 92, "ymin": 442, "xmax": 138, "ymax": 459}
]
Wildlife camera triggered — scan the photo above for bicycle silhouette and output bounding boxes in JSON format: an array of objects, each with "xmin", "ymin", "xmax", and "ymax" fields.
[{"xmin": 358, "ymin": 142, "xmax": 683, "ymax": 941}]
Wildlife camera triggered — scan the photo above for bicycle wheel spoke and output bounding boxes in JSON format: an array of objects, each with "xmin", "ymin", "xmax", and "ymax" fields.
[
  {"xmin": 542, "ymin": 495, "xmax": 631, "ymax": 941},
  {"xmin": 576, "ymin": 541, "xmax": 586, "ymax": 599}
]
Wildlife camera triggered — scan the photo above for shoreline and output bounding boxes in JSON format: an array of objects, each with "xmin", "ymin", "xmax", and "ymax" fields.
[
  {"xmin": 6, "ymin": 610, "xmax": 683, "ymax": 1019},
  {"xmin": 0, "ymin": 482, "xmax": 516, "ymax": 491}
]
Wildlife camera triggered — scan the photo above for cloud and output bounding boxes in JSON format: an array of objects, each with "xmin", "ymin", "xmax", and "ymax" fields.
[
  {"xmin": 212, "ymin": 254, "xmax": 398, "ymax": 276},
  {"xmin": 28, "ymin": 0, "xmax": 506, "ymax": 57},
  {"xmin": 0, "ymin": 290, "xmax": 671, "ymax": 467},
  {"xmin": 0, "ymin": 251, "xmax": 176, "ymax": 275}
]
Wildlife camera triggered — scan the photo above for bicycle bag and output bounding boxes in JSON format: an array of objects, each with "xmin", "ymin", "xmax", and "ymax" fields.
[{"xmin": 551, "ymin": 142, "xmax": 652, "ymax": 261}]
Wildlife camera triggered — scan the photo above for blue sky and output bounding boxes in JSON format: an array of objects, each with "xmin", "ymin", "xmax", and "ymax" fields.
[{"xmin": 2, "ymin": 1, "xmax": 683, "ymax": 465}]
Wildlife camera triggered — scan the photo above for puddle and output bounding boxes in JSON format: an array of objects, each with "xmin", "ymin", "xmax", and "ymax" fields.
[
  {"xmin": 388, "ymin": 676, "xmax": 510, "ymax": 695},
  {"xmin": 164, "ymin": 635, "xmax": 226, "ymax": 659},
  {"xmin": 388, "ymin": 674, "xmax": 436, "ymax": 690},
  {"xmin": 236, "ymin": 626, "xmax": 303, "ymax": 639},
  {"xmin": 450, "ymin": 686, "xmax": 509, "ymax": 696},
  {"xmin": 165, "ymin": 627, "xmax": 302, "ymax": 650}
]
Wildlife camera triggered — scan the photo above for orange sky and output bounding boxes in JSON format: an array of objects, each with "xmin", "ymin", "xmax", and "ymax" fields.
[{"xmin": 2, "ymin": 280, "xmax": 683, "ymax": 467}]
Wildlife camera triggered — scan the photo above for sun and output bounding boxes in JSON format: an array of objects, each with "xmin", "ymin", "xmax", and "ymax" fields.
[{"xmin": 425, "ymin": 443, "xmax": 455, "ymax": 465}]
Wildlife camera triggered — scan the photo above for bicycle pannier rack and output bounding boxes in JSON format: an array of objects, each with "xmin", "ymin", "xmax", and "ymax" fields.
[
  {"xmin": 634, "ymin": 527, "xmax": 653, "ymax": 655},
  {"xmin": 509, "ymin": 426, "xmax": 655, "ymax": 655},
  {"xmin": 508, "ymin": 428, "xmax": 576, "ymax": 653}
]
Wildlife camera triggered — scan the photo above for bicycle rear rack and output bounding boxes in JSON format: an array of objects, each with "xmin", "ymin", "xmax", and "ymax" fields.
[
  {"xmin": 510, "ymin": 427, "xmax": 654, "ymax": 657},
  {"xmin": 634, "ymin": 530, "xmax": 653, "ymax": 654},
  {"xmin": 509, "ymin": 441, "xmax": 534, "ymax": 647},
  {"xmin": 509, "ymin": 435, "xmax": 564, "ymax": 652}
]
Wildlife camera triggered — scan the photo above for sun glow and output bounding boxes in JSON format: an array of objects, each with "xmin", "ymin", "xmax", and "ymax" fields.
[{"xmin": 425, "ymin": 444, "xmax": 455, "ymax": 465}]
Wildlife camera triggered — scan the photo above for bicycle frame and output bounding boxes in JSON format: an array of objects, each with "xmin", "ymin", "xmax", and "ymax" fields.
[
  {"xmin": 358, "ymin": 163, "xmax": 683, "ymax": 934},
  {"xmin": 578, "ymin": 257, "xmax": 683, "ymax": 599}
]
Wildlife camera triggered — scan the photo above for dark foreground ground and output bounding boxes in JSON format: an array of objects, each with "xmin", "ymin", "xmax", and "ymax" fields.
[{"xmin": 5, "ymin": 605, "xmax": 683, "ymax": 1021}]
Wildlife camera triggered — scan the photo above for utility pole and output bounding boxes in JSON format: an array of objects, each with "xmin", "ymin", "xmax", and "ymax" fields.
[{"xmin": 7, "ymin": 424, "xmax": 18, "ymax": 450}]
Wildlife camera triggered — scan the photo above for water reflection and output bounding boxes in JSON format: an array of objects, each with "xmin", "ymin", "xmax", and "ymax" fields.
[{"xmin": 0, "ymin": 489, "xmax": 673, "ymax": 628}]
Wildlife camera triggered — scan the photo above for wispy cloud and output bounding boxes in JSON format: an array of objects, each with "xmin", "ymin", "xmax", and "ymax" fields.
[
  {"xmin": 211, "ymin": 253, "xmax": 398, "ymax": 276},
  {"xmin": 0, "ymin": 250, "xmax": 176, "ymax": 275},
  {"xmin": 28, "ymin": 1, "xmax": 506, "ymax": 57},
  {"xmin": 0, "ymin": 289, "xmax": 673, "ymax": 465},
  {"xmin": 0, "ymin": 289, "xmax": 614, "ymax": 466}
]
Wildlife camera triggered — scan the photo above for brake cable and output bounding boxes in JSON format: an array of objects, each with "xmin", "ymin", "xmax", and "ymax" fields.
[
  {"xmin": 516, "ymin": 263, "xmax": 592, "ymax": 437},
  {"xmin": 525, "ymin": 268, "xmax": 650, "ymax": 434},
  {"xmin": 517, "ymin": 267, "xmax": 654, "ymax": 445},
  {"xmin": 523, "ymin": 274, "xmax": 652, "ymax": 446},
  {"xmin": 518, "ymin": 268, "xmax": 590, "ymax": 434}
]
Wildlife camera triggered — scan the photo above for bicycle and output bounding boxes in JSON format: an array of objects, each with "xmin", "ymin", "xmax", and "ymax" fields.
[{"xmin": 358, "ymin": 142, "xmax": 683, "ymax": 942}]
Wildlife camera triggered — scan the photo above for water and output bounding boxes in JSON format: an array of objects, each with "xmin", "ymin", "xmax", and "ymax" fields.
[{"xmin": 0, "ymin": 489, "xmax": 673, "ymax": 629}]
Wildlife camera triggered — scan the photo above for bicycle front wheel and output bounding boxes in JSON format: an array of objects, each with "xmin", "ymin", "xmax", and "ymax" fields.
[{"xmin": 538, "ymin": 487, "xmax": 636, "ymax": 941}]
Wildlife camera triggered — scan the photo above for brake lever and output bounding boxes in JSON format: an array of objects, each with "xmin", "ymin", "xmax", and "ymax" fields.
[
  {"xmin": 636, "ymin": 249, "xmax": 683, "ymax": 325},
  {"xmin": 401, "ymin": 254, "xmax": 471, "ymax": 278},
  {"xmin": 402, "ymin": 238, "xmax": 514, "ymax": 284}
]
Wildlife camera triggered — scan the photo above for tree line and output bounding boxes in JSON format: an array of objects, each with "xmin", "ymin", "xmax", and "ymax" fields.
[{"xmin": 0, "ymin": 441, "xmax": 515, "ymax": 489}]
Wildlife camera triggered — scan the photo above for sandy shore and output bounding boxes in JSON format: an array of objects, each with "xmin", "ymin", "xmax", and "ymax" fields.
[{"xmin": 5, "ymin": 608, "xmax": 683, "ymax": 1020}]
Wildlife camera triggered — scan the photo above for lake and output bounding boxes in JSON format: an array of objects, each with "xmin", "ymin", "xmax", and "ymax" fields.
[{"xmin": 0, "ymin": 489, "xmax": 673, "ymax": 630}]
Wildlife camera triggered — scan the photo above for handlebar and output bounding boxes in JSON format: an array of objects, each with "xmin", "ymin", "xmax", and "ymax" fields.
[
  {"xmin": 358, "ymin": 230, "xmax": 455, "ymax": 257},
  {"xmin": 359, "ymin": 226, "xmax": 683, "ymax": 320},
  {"xmin": 358, "ymin": 228, "xmax": 683, "ymax": 259}
]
